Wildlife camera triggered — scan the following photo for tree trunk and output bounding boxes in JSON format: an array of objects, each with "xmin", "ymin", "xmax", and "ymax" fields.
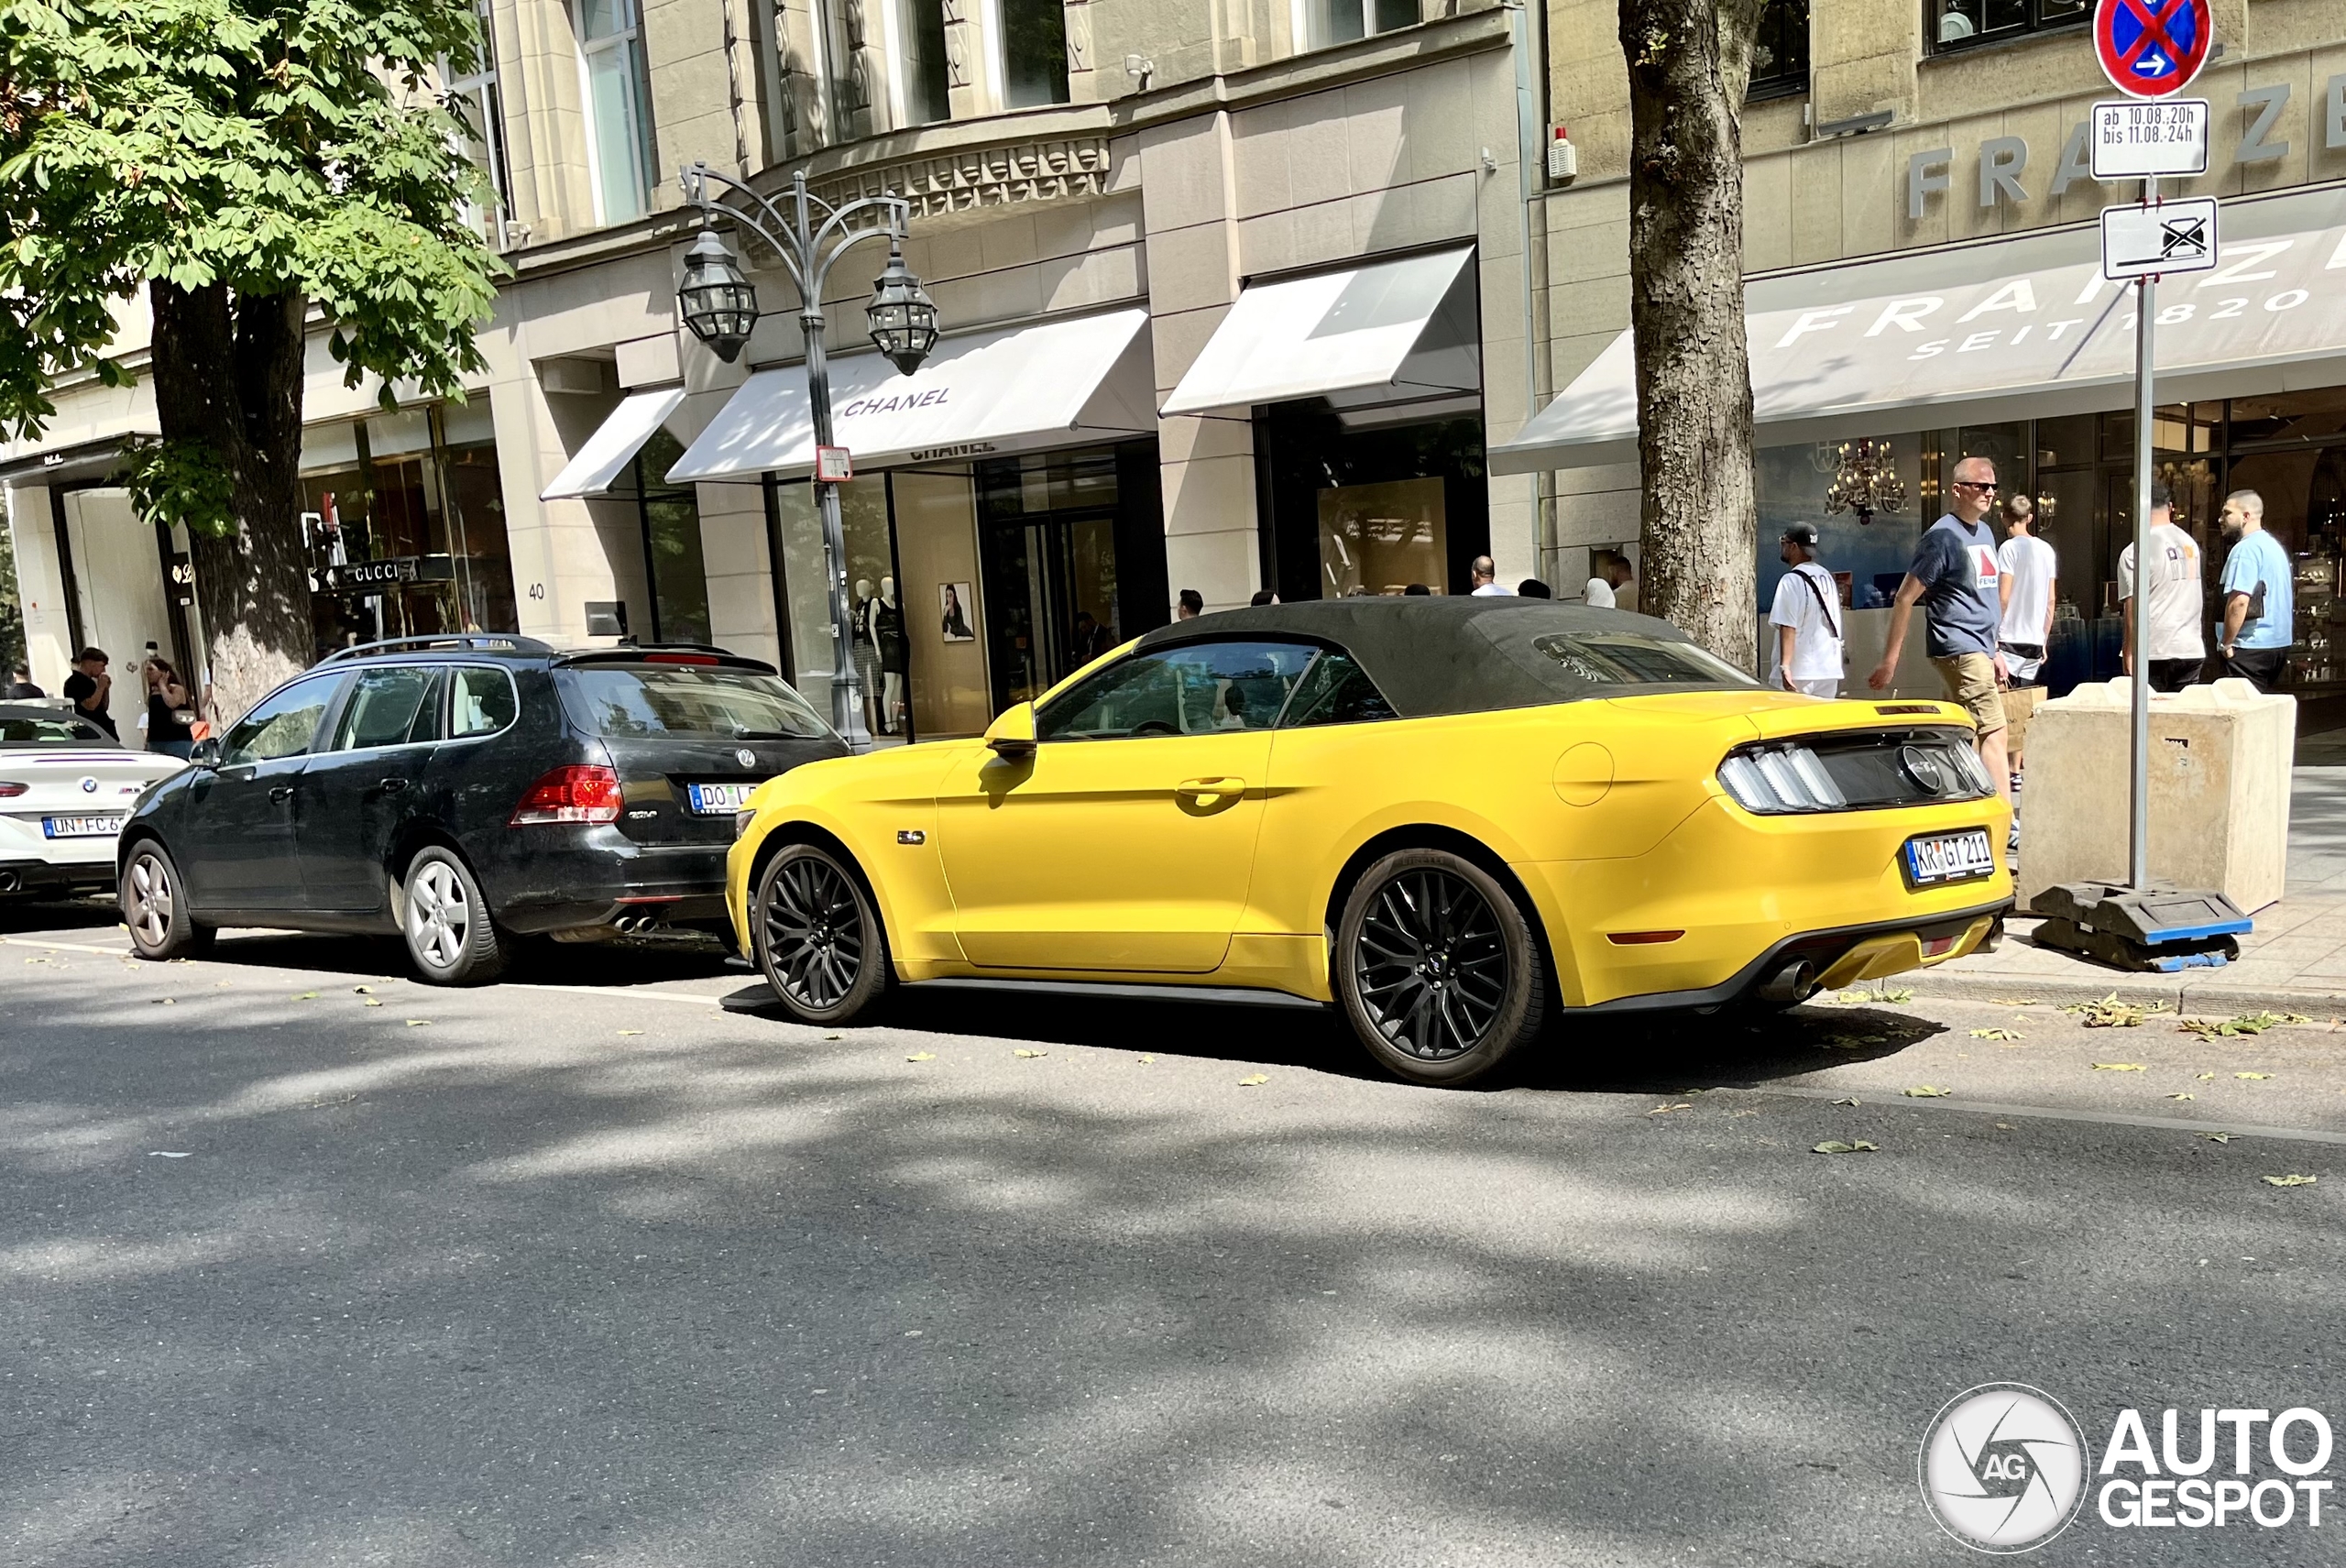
[
  {"xmin": 1617, "ymin": 0, "xmax": 1764, "ymax": 669},
  {"xmin": 148, "ymin": 280, "xmax": 312, "ymax": 724}
]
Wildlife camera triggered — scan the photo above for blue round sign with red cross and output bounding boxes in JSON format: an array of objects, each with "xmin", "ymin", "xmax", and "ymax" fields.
[{"xmin": 2094, "ymin": 0, "xmax": 2214, "ymax": 99}]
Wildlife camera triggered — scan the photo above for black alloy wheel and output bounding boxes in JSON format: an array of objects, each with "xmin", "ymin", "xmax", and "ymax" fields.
[
  {"xmin": 1335, "ymin": 849, "xmax": 1546, "ymax": 1087},
  {"xmin": 754, "ymin": 843, "xmax": 890, "ymax": 1025}
]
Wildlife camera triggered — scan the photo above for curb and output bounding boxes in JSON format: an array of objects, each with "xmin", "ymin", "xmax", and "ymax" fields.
[{"xmin": 1906, "ymin": 958, "xmax": 2346, "ymax": 1015}]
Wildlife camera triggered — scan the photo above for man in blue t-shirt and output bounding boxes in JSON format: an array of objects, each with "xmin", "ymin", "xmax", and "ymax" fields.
[
  {"xmin": 1869, "ymin": 455, "xmax": 2012, "ymax": 805},
  {"xmin": 2214, "ymin": 488, "xmax": 2293, "ymax": 692}
]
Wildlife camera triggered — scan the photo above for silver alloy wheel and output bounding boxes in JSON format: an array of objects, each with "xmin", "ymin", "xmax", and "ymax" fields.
[
  {"xmin": 407, "ymin": 859, "xmax": 471, "ymax": 970},
  {"xmin": 125, "ymin": 850, "xmax": 173, "ymax": 948}
]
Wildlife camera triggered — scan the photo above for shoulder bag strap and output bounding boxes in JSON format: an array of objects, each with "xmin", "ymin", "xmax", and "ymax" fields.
[{"xmin": 1795, "ymin": 565, "xmax": 1840, "ymax": 641}]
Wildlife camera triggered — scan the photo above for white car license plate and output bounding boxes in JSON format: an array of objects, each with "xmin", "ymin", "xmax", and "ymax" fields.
[
  {"xmin": 43, "ymin": 814, "xmax": 126, "ymax": 839},
  {"xmin": 685, "ymin": 782, "xmax": 756, "ymax": 816},
  {"xmin": 1904, "ymin": 828, "xmax": 1995, "ymax": 886}
]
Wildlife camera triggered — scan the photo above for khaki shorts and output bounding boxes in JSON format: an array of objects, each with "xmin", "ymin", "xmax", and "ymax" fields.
[
  {"xmin": 1931, "ymin": 652, "xmax": 2007, "ymax": 736},
  {"xmin": 2001, "ymin": 684, "xmax": 2045, "ymax": 754}
]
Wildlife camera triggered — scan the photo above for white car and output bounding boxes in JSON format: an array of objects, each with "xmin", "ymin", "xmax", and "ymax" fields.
[{"xmin": 0, "ymin": 704, "xmax": 186, "ymax": 900}]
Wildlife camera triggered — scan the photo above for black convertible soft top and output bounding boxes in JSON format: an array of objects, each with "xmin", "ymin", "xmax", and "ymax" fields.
[{"xmin": 1131, "ymin": 597, "xmax": 1756, "ymax": 719}]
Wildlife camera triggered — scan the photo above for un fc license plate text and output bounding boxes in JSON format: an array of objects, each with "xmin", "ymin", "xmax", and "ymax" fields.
[
  {"xmin": 1904, "ymin": 829, "xmax": 1995, "ymax": 887},
  {"xmin": 686, "ymin": 783, "xmax": 756, "ymax": 816},
  {"xmin": 43, "ymin": 815, "xmax": 125, "ymax": 839}
]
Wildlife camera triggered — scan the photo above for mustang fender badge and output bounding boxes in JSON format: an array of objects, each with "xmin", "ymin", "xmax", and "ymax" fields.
[{"xmin": 897, "ymin": 829, "xmax": 926, "ymax": 846}]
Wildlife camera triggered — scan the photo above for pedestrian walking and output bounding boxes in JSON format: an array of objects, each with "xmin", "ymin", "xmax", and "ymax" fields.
[
  {"xmin": 2214, "ymin": 489, "xmax": 2292, "ymax": 691},
  {"xmin": 60, "ymin": 646, "xmax": 117, "ymax": 739},
  {"xmin": 1868, "ymin": 455, "xmax": 2010, "ymax": 805},
  {"xmin": 1996, "ymin": 492, "xmax": 2058, "ymax": 793},
  {"xmin": 1176, "ymin": 588, "xmax": 1203, "ymax": 620},
  {"xmin": 1583, "ymin": 552, "xmax": 1633, "ymax": 609},
  {"xmin": 1469, "ymin": 556, "xmax": 1511, "ymax": 598},
  {"xmin": 1767, "ymin": 523, "xmax": 1843, "ymax": 697},
  {"xmin": 2116, "ymin": 483, "xmax": 2205, "ymax": 694}
]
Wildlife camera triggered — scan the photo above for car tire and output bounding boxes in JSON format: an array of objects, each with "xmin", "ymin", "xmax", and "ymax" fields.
[
  {"xmin": 119, "ymin": 841, "xmax": 214, "ymax": 960},
  {"xmin": 400, "ymin": 845, "xmax": 510, "ymax": 986},
  {"xmin": 753, "ymin": 842, "xmax": 890, "ymax": 1025},
  {"xmin": 1334, "ymin": 848, "xmax": 1547, "ymax": 1088}
]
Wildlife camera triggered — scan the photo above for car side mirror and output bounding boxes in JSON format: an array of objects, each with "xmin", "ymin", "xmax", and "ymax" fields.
[
  {"xmin": 984, "ymin": 702, "xmax": 1037, "ymax": 761},
  {"xmin": 188, "ymin": 737, "xmax": 222, "ymax": 768}
]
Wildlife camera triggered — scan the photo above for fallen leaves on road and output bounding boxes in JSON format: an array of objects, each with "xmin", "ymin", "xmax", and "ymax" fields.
[
  {"xmin": 1988, "ymin": 997, "xmax": 2040, "ymax": 1006},
  {"xmin": 1968, "ymin": 1027, "xmax": 2023, "ymax": 1041},
  {"xmin": 1649, "ymin": 1102, "xmax": 1693, "ymax": 1115},
  {"xmin": 2092, "ymin": 1062, "xmax": 2146, "ymax": 1072},
  {"xmin": 150, "ymin": 998, "xmax": 174, "ymax": 1006},
  {"xmin": 291, "ymin": 991, "xmax": 319, "ymax": 1001},
  {"xmin": 2167, "ymin": 1092, "xmax": 2196, "ymax": 1101},
  {"xmin": 1136, "ymin": 1055, "xmax": 1155, "ymax": 1065},
  {"xmin": 1834, "ymin": 986, "xmax": 1913, "ymax": 1005},
  {"xmin": 1831, "ymin": 1096, "xmax": 1859, "ymax": 1106},
  {"xmin": 2262, "ymin": 1175, "xmax": 2318, "ymax": 1188},
  {"xmin": 2197, "ymin": 1072, "xmax": 2219, "ymax": 1080},
  {"xmin": 617, "ymin": 1030, "xmax": 644, "ymax": 1037},
  {"xmin": 2203, "ymin": 1132, "xmax": 2235, "ymax": 1144},
  {"xmin": 147, "ymin": 1151, "xmax": 190, "ymax": 1158},
  {"xmin": 1813, "ymin": 1140, "xmax": 1878, "ymax": 1155},
  {"xmin": 1819, "ymin": 1034, "xmax": 1887, "ymax": 1050},
  {"xmin": 1236, "ymin": 1073, "xmax": 1268, "ymax": 1087},
  {"xmin": 1902, "ymin": 1085, "xmax": 1952, "ymax": 1098},
  {"xmin": 2235, "ymin": 1071, "xmax": 2274, "ymax": 1080},
  {"xmin": 2064, "ymin": 992, "xmax": 2163, "ymax": 1027},
  {"xmin": 404, "ymin": 1019, "xmax": 430, "ymax": 1027},
  {"xmin": 354, "ymin": 985, "xmax": 373, "ymax": 995},
  {"xmin": 1013, "ymin": 1048, "xmax": 1047, "ymax": 1058},
  {"xmin": 905, "ymin": 1051, "xmax": 936, "ymax": 1062},
  {"xmin": 2181, "ymin": 1011, "xmax": 2312, "ymax": 1039}
]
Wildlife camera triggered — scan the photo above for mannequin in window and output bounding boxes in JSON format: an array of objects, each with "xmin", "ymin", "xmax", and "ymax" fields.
[
  {"xmin": 866, "ymin": 576, "xmax": 908, "ymax": 734},
  {"xmin": 852, "ymin": 576, "xmax": 882, "ymax": 734}
]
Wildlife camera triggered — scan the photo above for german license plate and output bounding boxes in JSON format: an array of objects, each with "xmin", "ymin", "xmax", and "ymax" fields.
[
  {"xmin": 1903, "ymin": 828, "xmax": 1995, "ymax": 887},
  {"xmin": 43, "ymin": 815, "xmax": 125, "ymax": 839},
  {"xmin": 685, "ymin": 782, "xmax": 756, "ymax": 816}
]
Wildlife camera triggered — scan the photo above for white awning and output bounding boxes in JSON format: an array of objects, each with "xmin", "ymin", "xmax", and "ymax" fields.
[
  {"xmin": 664, "ymin": 307, "xmax": 1153, "ymax": 484},
  {"xmin": 1492, "ymin": 184, "xmax": 2346, "ymax": 474},
  {"xmin": 1160, "ymin": 246, "xmax": 1479, "ymax": 416},
  {"xmin": 539, "ymin": 387, "xmax": 686, "ymax": 499}
]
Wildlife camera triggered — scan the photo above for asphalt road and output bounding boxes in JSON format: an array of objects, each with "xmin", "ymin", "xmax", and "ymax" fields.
[{"xmin": 4, "ymin": 898, "xmax": 2342, "ymax": 1568}]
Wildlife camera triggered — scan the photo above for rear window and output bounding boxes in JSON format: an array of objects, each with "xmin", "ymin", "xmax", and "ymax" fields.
[
  {"xmin": 558, "ymin": 666, "xmax": 833, "ymax": 740},
  {"xmin": 0, "ymin": 713, "xmax": 109, "ymax": 745},
  {"xmin": 1528, "ymin": 631, "xmax": 1760, "ymax": 690}
]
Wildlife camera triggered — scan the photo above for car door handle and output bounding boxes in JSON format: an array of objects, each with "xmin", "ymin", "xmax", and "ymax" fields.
[
  {"xmin": 268, "ymin": 784, "xmax": 295, "ymax": 802},
  {"xmin": 1174, "ymin": 776, "xmax": 1245, "ymax": 808},
  {"xmin": 378, "ymin": 777, "xmax": 409, "ymax": 794}
]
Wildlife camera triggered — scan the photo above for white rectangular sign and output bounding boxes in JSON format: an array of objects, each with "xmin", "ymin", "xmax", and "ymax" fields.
[
  {"xmin": 2100, "ymin": 198, "xmax": 2219, "ymax": 281},
  {"xmin": 2090, "ymin": 99, "xmax": 2210, "ymax": 180}
]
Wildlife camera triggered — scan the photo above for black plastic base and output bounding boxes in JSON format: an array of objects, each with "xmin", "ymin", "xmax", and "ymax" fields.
[{"xmin": 2031, "ymin": 882, "xmax": 2253, "ymax": 972}]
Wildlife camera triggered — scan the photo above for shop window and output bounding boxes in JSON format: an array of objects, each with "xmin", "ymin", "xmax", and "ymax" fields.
[
  {"xmin": 898, "ymin": 0, "xmax": 950, "ymax": 124},
  {"xmin": 632, "ymin": 429, "xmax": 713, "ymax": 646},
  {"xmin": 1748, "ymin": 0, "xmax": 1809, "ymax": 100},
  {"xmin": 769, "ymin": 474, "xmax": 903, "ymax": 736},
  {"xmin": 2228, "ymin": 389, "xmax": 2346, "ymax": 450},
  {"xmin": 442, "ymin": 0, "xmax": 514, "ymax": 248},
  {"xmin": 577, "ymin": 0, "xmax": 656, "ymax": 224},
  {"xmin": 438, "ymin": 404, "xmax": 519, "ymax": 635},
  {"xmin": 1001, "ymin": 0, "xmax": 1069, "ymax": 108},
  {"xmin": 1927, "ymin": 0, "xmax": 2088, "ymax": 53},
  {"xmin": 1257, "ymin": 404, "xmax": 1488, "ymax": 602},
  {"xmin": 1307, "ymin": 0, "xmax": 1419, "ymax": 49}
]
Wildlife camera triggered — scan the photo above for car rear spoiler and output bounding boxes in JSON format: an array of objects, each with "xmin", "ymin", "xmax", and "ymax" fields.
[{"xmin": 551, "ymin": 642, "xmax": 779, "ymax": 675}]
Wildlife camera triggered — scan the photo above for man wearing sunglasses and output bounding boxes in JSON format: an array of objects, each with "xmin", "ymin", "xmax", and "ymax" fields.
[{"xmin": 1869, "ymin": 455, "xmax": 2012, "ymax": 806}]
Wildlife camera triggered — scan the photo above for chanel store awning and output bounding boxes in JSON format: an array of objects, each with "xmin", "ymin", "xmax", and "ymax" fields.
[
  {"xmin": 664, "ymin": 307, "xmax": 1154, "ymax": 484},
  {"xmin": 1492, "ymin": 184, "xmax": 2346, "ymax": 474}
]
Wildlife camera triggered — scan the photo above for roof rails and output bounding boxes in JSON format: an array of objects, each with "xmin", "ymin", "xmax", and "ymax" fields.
[{"xmin": 320, "ymin": 633, "xmax": 554, "ymax": 664}]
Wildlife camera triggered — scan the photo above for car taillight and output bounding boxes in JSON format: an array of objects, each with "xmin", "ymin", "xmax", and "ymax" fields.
[
  {"xmin": 510, "ymin": 764, "xmax": 623, "ymax": 826},
  {"xmin": 0, "ymin": 781, "xmax": 27, "ymax": 797}
]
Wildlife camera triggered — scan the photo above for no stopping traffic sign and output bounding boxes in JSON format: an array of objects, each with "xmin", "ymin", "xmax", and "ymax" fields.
[{"xmin": 2094, "ymin": 0, "xmax": 2214, "ymax": 100}]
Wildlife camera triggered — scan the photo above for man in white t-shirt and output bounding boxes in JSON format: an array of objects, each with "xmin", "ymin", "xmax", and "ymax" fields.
[
  {"xmin": 1994, "ymin": 493, "xmax": 2058, "ymax": 788},
  {"xmin": 1469, "ymin": 555, "xmax": 1511, "ymax": 597},
  {"xmin": 2117, "ymin": 481, "xmax": 2206, "ymax": 692},
  {"xmin": 1583, "ymin": 552, "xmax": 1632, "ymax": 609},
  {"xmin": 1768, "ymin": 523, "xmax": 1844, "ymax": 697}
]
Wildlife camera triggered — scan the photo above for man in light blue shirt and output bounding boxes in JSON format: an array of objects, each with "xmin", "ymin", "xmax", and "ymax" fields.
[{"xmin": 2215, "ymin": 489, "xmax": 2293, "ymax": 692}]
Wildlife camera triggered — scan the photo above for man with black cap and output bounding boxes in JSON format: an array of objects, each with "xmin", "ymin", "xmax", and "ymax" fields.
[{"xmin": 1768, "ymin": 522, "xmax": 1844, "ymax": 696}]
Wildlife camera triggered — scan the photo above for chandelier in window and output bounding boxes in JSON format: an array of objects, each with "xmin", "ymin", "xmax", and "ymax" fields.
[{"xmin": 1822, "ymin": 437, "xmax": 1907, "ymax": 526}]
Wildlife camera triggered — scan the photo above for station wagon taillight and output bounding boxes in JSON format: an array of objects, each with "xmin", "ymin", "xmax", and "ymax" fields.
[{"xmin": 510, "ymin": 764, "xmax": 623, "ymax": 826}]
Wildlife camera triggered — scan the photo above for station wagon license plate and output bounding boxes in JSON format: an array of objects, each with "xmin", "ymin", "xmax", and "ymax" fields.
[
  {"xmin": 43, "ymin": 815, "xmax": 126, "ymax": 839},
  {"xmin": 1903, "ymin": 828, "xmax": 1996, "ymax": 887},
  {"xmin": 685, "ymin": 782, "xmax": 756, "ymax": 816}
]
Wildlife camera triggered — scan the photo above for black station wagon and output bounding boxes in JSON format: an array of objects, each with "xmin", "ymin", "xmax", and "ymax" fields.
[{"xmin": 116, "ymin": 635, "xmax": 847, "ymax": 982}]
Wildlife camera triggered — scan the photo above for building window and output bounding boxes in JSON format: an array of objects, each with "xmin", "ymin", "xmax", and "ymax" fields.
[
  {"xmin": 1748, "ymin": 0, "xmax": 1809, "ymax": 99},
  {"xmin": 632, "ymin": 429, "xmax": 714, "ymax": 645},
  {"xmin": 577, "ymin": 0, "xmax": 656, "ymax": 224},
  {"xmin": 1305, "ymin": 0, "xmax": 1418, "ymax": 50},
  {"xmin": 443, "ymin": 0, "xmax": 515, "ymax": 248},
  {"xmin": 1928, "ymin": 0, "xmax": 2088, "ymax": 52},
  {"xmin": 899, "ymin": 0, "xmax": 950, "ymax": 124},
  {"xmin": 819, "ymin": 0, "xmax": 872, "ymax": 141},
  {"xmin": 1001, "ymin": 0, "xmax": 1069, "ymax": 108}
]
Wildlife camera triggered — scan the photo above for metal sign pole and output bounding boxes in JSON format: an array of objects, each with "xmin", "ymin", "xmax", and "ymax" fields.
[{"xmin": 2128, "ymin": 172, "xmax": 2156, "ymax": 892}]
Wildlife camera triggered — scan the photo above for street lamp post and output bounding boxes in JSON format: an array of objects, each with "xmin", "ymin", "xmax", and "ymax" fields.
[{"xmin": 674, "ymin": 164, "xmax": 940, "ymax": 749}]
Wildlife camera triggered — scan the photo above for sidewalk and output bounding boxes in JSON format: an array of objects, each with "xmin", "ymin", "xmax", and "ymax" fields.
[{"xmin": 1916, "ymin": 711, "xmax": 2346, "ymax": 1011}]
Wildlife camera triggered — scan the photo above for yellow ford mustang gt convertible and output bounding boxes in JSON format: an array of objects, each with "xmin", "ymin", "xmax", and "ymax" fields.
[{"xmin": 727, "ymin": 598, "xmax": 2012, "ymax": 1086}]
